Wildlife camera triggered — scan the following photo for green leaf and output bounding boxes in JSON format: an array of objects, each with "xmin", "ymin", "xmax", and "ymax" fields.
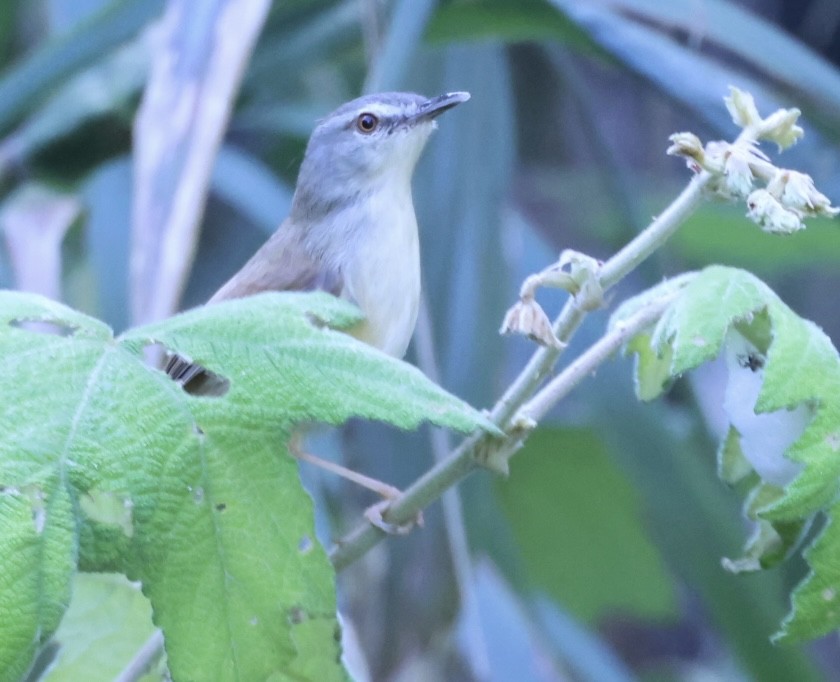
[
  {"xmin": 0, "ymin": 290, "xmax": 493, "ymax": 680},
  {"xmin": 0, "ymin": 34, "xmax": 148, "ymax": 173},
  {"xmin": 123, "ymin": 292, "xmax": 494, "ymax": 434},
  {"xmin": 625, "ymin": 331, "xmax": 674, "ymax": 401},
  {"xmin": 0, "ymin": 0, "xmax": 164, "ymax": 135},
  {"xmin": 613, "ymin": 265, "xmax": 840, "ymax": 641},
  {"xmin": 721, "ymin": 483, "xmax": 810, "ymax": 574},
  {"xmin": 0, "ymin": 481, "xmax": 75, "ymax": 682},
  {"xmin": 588, "ymin": 0, "xmax": 840, "ymax": 138},
  {"xmin": 427, "ymin": 0, "xmax": 597, "ymax": 51},
  {"xmin": 365, "ymin": 0, "xmax": 436, "ymax": 93},
  {"xmin": 780, "ymin": 501, "xmax": 840, "ymax": 642},
  {"xmin": 42, "ymin": 573, "xmax": 159, "ymax": 682},
  {"xmin": 671, "ymin": 204, "xmax": 840, "ymax": 276},
  {"xmin": 497, "ymin": 428, "xmax": 676, "ymax": 622},
  {"xmin": 615, "ymin": 272, "xmax": 695, "ymax": 402}
]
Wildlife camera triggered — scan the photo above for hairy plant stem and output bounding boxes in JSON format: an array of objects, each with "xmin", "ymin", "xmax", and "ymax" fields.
[{"xmin": 331, "ymin": 159, "xmax": 726, "ymax": 571}]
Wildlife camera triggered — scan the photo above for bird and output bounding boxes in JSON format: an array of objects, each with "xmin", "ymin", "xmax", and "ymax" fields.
[
  {"xmin": 167, "ymin": 90, "xmax": 470, "ymax": 388},
  {"xmin": 166, "ymin": 91, "xmax": 470, "ymax": 514}
]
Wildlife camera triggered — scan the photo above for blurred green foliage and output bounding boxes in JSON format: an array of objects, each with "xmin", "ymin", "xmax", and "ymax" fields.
[
  {"xmin": 498, "ymin": 428, "xmax": 676, "ymax": 622},
  {"xmin": 1, "ymin": 0, "xmax": 839, "ymax": 680}
]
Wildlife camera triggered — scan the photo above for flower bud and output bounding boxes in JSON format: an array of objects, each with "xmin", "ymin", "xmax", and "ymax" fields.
[
  {"xmin": 767, "ymin": 170, "xmax": 839, "ymax": 217},
  {"xmin": 666, "ymin": 132, "xmax": 704, "ymax": 165},
  {"xmin": 724, "ymin": 87, "xmax": 761, "ymax": 128},
  {"xmin": 746, "ymin": 189, "xmax": 804, "ymax": 234},
  {"xmin": 760, "ymin": 108, "xmax": 803, "ymax": 151}
]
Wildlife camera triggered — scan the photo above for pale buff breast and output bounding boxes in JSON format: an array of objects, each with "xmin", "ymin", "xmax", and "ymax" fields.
[{"xmin": 340, "ymin": 183, "xmax": 421, "ymax": 358}]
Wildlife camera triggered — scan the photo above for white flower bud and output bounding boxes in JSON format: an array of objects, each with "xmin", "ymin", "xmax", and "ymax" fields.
[
  {"xmin": 760, "ymin": 108, "xmax": 804, "ymax": 151},
  {"xmin": 724, "ymin": 87, "xmax": 761, "ymax": 128},
  {"xmin": 746, "ymin": 189, "xmax": 805, "ymax": 234},
  {"xmin": 703, "ymin": 140, "xmax": 728, "ymax": 174},
  {"xmin": 766, "ymin": 170, "xmax": 839, "ymax": 218},
  {"xmin": 723, "ymin": 147, "xmax": 755, "ymax": 197},
  {"xmin": 666, "ymin": 132, "xmax": 704, "ymax": 164}
]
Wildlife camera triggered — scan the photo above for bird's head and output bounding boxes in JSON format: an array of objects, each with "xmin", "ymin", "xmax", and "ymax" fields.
[{"xmin": 293, "ymin": 91, "xmax": 470, "ymax": 215}]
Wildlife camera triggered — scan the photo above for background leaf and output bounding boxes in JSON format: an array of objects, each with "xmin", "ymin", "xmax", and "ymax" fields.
[
  {"xmin": 41, "ymin": 573, "xmax": 158, "ymax": 682},
  {"xmin": 497, "ymin": 428, "xmax": 676, "ymax": 622}
]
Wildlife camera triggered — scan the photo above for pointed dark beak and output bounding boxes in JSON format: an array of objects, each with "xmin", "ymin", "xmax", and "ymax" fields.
[{"xmin": 412, "ymin": 91, "xmax": 471, "ymax": 122}]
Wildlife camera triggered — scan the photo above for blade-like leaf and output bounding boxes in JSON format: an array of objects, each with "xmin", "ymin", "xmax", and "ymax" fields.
[
  {"xmin": 546, "ymin": 0, "xmax": 838, "ymax": 157},
  {"xmin": 130, "ymin": 0, "xmax": 270, "ymax": 324},
  {"xmin": 0, "ymin": 0, "xmax": 163, "ymax": 135},
  {"xmin": 427, "ymin": 0, "xmax": 598, "ymax": 52},
  {"xmin": 211, "ymin": 144, "xmax": 293, "ymax": 234},
  {"xmin": 606, "ymin": 0, "xmax": 840, "ymax": 134},
  {"xmin": 0, "ymin": 33, "xmax": 149, "ymax": 176},
  {"xmin": 365, "ymin": 0, "xmax": 436, "ymax": 93}
]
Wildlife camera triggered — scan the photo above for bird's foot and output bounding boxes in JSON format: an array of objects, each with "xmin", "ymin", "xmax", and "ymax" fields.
[{"xmin": 290, "ymin": 439, "xmax": 423, "ymax": 535}]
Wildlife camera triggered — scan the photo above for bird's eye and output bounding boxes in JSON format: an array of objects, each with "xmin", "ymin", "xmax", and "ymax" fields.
[{"xmin": 356, "ymin": 112, "xmax": 379, "ymax": 133}]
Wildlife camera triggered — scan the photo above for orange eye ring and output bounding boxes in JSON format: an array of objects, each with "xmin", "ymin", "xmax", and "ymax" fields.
[{"xmin": 356, "ymin": 112, "xmax": 379, "ymax": 133}]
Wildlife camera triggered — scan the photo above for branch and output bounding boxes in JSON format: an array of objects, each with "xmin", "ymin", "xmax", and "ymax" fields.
[
  {"xmin": 516, "ymin": 291, "xmax": 677, "ymax": 424},
  {"xmin": 330, "ymin": 289, "xmax": 679, "ymax": 570},
  {"xmin": 330, "ymin": 113, "xmax": 775, "ymax": 570}
]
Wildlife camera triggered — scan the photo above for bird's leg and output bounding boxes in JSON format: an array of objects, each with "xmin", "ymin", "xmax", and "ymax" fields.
[
  {"xmin": 289, "ymin": 434, "xmax": 423, "ymax": 534},
  {"xmin": 291, "ymin": 442, "xmax": 401, "ymax": 499}
]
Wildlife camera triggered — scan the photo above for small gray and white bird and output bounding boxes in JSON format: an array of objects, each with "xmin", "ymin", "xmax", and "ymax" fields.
[{"xmin": 168, "ymin": 91, "xmax": 469, "ymax": 389}]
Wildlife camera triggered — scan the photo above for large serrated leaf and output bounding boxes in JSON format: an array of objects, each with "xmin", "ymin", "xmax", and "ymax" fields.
[
  {"xmin": 0, "ymin": 290, "xmax": 493, "ymax": 680},
  {"xmin": 612, "ymin": 265, "xmax": 840, "ymax": 641},
  {"xmin": 0, "ymin": 482, "xmax": 75, "ymax": 682}
]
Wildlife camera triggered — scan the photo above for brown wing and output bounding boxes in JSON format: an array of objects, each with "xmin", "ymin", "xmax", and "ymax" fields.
[
  {"xmin": 209, "ymin": 218, "xmax": 343, "ymax": 303},
  {"xmin": 166, "ymin": 219, "xmax": 343, "ymax": 393}
]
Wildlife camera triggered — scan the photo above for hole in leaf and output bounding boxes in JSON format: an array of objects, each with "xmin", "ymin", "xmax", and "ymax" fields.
[
  {"xmin": 298, "ymin": 535, "xmax": 313, "ymax": 554},
  {"xmin": 192, "ymin": 486, "xmax": 204, "ymax": 504},
  {"xmin": 79, "ymin": 489, "xmax": 134, "ymax": 538},
  {"xmin": 287, "ymin": 606, "xmax": 307, "ymax": 625},
  {"xmin": 31, "ymin": 500, "xmax": 46, "ymax": 534},
  {"xmin": 9, "ymin": 318, "xmax": 76, "ymax": 336},
  {"xmin": 143, "ymin": 342, "xmax": 230, "ymax": 397},
  {"xmin": 215, "ymin": 502, "xmax": 226, "ymax": 512},
  {"xmin": 305, "ymin": 312, "xmax": 330, "ymax": 330}
]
